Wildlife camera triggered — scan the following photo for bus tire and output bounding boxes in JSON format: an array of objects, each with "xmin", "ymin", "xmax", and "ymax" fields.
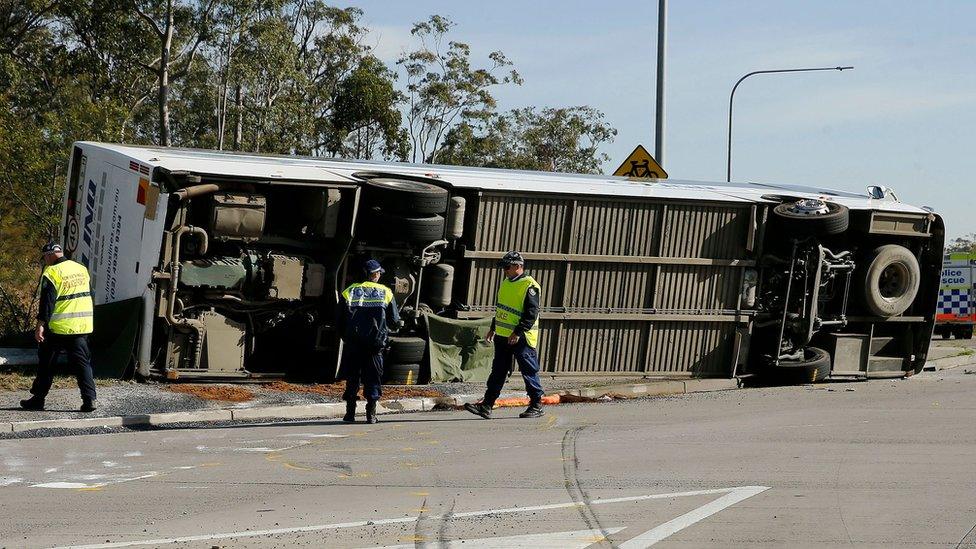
[
  {"xmin": 384, "ymin": 362, "xmax": 421, "ymax": 385},
  {"xmin": 768, "ymin": 346, "xmax": 831, "ymax": 384},
  {"xmin": 387, "ymin": 337, "xmax": 426, "ymax": 364},
  {"xmin": 366, "ymin": 178, "xmax": 449, "ymax": 215},
  {"xmin": 859, "ymin": 244, "xmax": 920, "ymax": 317},
  {"xmin": 771, "ymin": 200, "xmax": 849, "ymax": 236},
  {"xmin": 367, "ymin": 212, "xmax": 446, "ymax": 242}
]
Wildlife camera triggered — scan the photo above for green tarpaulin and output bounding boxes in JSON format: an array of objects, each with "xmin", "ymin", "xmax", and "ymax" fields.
[{"xmin": 425, "ymin": 314, "xmax": 494, "ymax": 382}]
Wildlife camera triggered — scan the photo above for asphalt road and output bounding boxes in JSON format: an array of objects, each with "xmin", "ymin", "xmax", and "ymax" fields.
[{"xmin": 2, "ymin": 365, "xmax": 976, "ymax": 548}]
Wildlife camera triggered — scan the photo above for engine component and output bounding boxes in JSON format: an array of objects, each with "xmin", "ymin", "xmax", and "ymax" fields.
[
  {"xmin": 424, "ymin": 263, "xmax": 455, "ymax": 308},
  {"xmin": 303, "ymin": 263, "xmax": 327, "ymax": 298},
  {"xmin": 179, "ymin": 255, "xmax": 259, "ymax": 290},
  {"xmin": 365, "ymin": 178, "xmax": 449, "ymax": 215},
  {"xmin": 211, "ymin": 192, "xmax": 266, "ymax": 241},
  {"xmin": 446, "ymin": 196, "xmax": 466, "ymax": 240},
  {"xmin": 268, "ymin": 254, "xmax": 305, "ymax": 301},
  {"xmin": 858, "ymin": 244, "xmax": 920, "ymax": 317},
  {"xmin": 199, "ymin": 310, "xmax": 246, "ymax": 373}
]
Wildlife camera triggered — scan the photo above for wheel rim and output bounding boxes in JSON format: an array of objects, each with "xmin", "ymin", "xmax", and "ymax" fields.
[
  {"xmin": 786, "ymin": 199, "xmax": 830, "ymax": 216},
  {"xmin": 879, "ymin": 261, "xmax": 910, "ymax": 300}
]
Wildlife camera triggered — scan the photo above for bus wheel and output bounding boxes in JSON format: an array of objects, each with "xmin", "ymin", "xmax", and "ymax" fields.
[
  {"xmin": 384, "ymin": 363, "xmax": 422, "ymax": 385},
  {"xmin": 767, "ymin": 346, "xmax": 831, "ymax": 384},
  {"xmin": 367, "ymin": 212, "xmax": 446, "ymax": 242},
  {"xmin": 388, "ymin": 337, "xmax": 426, "ymax": 364},
  {"xmin": 366, "ymin": 178, "xmax": 449, "ymax": 215},
  {"xmin": 771, "ymin": 199, "xmax": 849, "ymax": 236},
  {"xmin": 859, "ymin": 245, "xmax": 920, "ymax": 317}
]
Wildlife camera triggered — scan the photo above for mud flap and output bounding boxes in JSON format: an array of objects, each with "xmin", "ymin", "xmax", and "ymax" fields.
[{"xmin": 89, "ymin": 297, "xmax": 142, "ymax": 378}]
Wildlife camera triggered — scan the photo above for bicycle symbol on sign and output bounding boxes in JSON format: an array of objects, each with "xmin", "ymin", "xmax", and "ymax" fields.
[{"xmin": 623, "ymin": 159, "xmax": 660, "ymax": 178}]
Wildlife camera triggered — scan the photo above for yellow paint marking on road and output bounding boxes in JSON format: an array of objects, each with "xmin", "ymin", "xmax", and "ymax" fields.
[
  {"xmin": 401, "ymin": 447, "xmax": 415, "ymax": 452},
  {"xmin": 76, "ymin": 486, "xmax": 103, "ymax": 492},
  {"xmin": 283, "ymin": 462, "xmax": 315, "ymax": 471},
  {"xmin": 425, "ymin": 440, "xmax": 440, "ymax": 445},
  {"xmin": 412, "ymin": 507, "xmax": 429, "ymax": 513},
  {"xmin": 539, "ymin": 414, "xmax": 558, "ymax": 431},
  {"xmin": 411, "ymin": 491, "xmax": 430, "ymax": 496}
]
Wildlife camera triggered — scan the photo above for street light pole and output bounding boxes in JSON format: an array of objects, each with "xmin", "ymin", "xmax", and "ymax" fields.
[
  {"xmin": 726, "ymin": 66, "xmax": 853, "ymax": 182},
  {"xmin": 655, "ymin": 0, "xmax": 667, "ymax": 167}
]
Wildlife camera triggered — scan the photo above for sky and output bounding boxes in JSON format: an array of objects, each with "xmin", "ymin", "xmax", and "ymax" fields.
[{"xmin": 339, "ymin": 0, "xmax": 976, "ymax": 238}]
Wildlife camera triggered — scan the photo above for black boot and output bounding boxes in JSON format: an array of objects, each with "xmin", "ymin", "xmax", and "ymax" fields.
[
  {"xmin": 464, "ymin": 402, "xmax": 492, "ymax": 419},
  {"xmin": 365, "ymin": 400, "xmax": 378, "ymax": 424},
  {"xmin": 20, "ymin": 396, "xmax": 45, "ymax": 411},
  {"xmin": 343, "ymin": 400, "xmax": 356, "ymax": 423},
  {"xmin": 519, "ymin": 400, "xmax": 544, "ymax": 418},
  {"xmin": 80, "ymin": 399, "xmax": 98, "ymax": 413}
]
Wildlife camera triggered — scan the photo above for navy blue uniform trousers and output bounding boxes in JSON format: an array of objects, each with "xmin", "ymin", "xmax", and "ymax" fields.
[
  {"xmin": 32, "ymin": 334, "xmax": 96, "ymax": 401},
  {"xmin": 483, "ymin": 335, "xmax": 544, "ymax": 406},
  {"xmin": 341, "ymin": 343, "xmax": 383, "ymax": 402}
]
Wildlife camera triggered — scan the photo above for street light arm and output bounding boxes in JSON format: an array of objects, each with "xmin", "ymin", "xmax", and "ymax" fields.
[{"xmin": 726, "ymin": 66, "xmax": 853, "ymax": 182}]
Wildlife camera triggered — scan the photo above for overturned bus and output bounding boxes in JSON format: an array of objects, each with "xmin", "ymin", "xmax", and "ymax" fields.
[{"xmin": 59, "ymin": 142, "xmax": 944, "ymax": 384}]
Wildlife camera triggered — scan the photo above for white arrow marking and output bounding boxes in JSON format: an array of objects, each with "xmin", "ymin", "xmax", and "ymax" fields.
[
  {"xmin": 373, "ymin": 527, "xmax": 625, "ymax": 548},
  {"xmin": 53, "ymin": 485, "xmax": 769, "ymax": 549}
]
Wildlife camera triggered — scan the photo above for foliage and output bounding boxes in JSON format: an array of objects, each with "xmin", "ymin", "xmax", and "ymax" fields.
[
  {"xmin": 946, "ymin": 234, "xmax": 976, "ymax": 254},
  {"xmin": 437, "ymin": 106, "xmax": 616, "ymax": 173},
  {"xmin": 0, "ymin": 4, "xmax": 617, "ymax": 337},
  {"xmin": 397, "ymin": 15, "xmax": 522, "ymax": 163}
]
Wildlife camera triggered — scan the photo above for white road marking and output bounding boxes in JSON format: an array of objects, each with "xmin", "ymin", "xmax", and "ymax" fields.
[
  {"xmin": 372, "ymin": 527, "xmax": 626, "ymax": 548},
  {"xmin": 278, "ymin": 433, "xmax": 349, "ymax": 438},
  {"xmin": 32, "ymin": 472, "xmax": 159, "ymax": 490},
  {"xmin": 123, "ymin": 452, "xmax": 142, "ymax": 457},
  {"xmin": 31, "ymin": 482, "xmax": 95, "ymax": 489},
  {"xmin": 51, "ymin": 486, "xmax": 769, "ymax": 549},
  {"xmin": 618, "ymin": 485, "xmax": 769, "ymax": 547},
  {"xmin": 0, "ymin": 476, "xmax": 23, "ymax": 487}
]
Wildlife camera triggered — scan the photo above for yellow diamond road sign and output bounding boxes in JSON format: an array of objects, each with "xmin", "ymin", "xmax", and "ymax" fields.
[{"xmin": 613, "ymin": 144, "xmax": 667, "ymax": 179}]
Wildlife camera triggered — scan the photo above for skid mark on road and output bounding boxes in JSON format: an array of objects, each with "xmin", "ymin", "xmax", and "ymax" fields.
[{"xmin": 561, "ymin": 425, "xmax": 613, "ymax": 543}]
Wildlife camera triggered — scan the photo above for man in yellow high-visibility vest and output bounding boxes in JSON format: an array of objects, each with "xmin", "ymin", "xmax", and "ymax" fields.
[
  {"xmin": 20, "ymin": 243, "xmax": 97, "ymax": 412},
  {"xmin": 465, "ymin": 251, "xmax": 545, "ymax": 420}
]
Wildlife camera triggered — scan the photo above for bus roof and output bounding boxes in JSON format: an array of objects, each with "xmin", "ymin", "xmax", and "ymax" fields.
[{"xmin": 77, "ymin": 141, "xmax": 929, "ymax": 214}]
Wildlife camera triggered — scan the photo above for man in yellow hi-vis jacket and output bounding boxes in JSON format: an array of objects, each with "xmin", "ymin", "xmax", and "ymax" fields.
[
  {"xmin": 20, "ymin": 243, "xmax": 97, "ymax": 412},
  {"xmin": 465, "ymin": 251, "xmax": 545, "ymax": 420}
]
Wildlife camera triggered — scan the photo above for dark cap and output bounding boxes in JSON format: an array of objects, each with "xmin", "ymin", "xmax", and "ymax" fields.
[
  {"xmin": 363, "ymin": 259, "xmax": 385, "ymax": 274},
  {"xmin": 497, "ymin": 251, "xmax": 524, "ymax": 268},
  {"xmin": 41, "ymin": 242, "xmax": 63, "ymax": 255}
]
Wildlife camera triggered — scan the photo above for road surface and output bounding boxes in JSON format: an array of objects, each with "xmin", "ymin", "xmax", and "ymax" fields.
[{"xmin": 1, "ymin": 364, "xmax": 975, "ymax": 547}]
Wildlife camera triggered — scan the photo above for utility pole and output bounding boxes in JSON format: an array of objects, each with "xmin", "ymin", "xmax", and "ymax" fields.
[{"xmin": 655, "ymin": 0, "xmax": 667, "ymax": 167}]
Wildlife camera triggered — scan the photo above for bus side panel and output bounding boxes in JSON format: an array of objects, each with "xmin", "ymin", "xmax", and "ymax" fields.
[{"xmin": 64, "ymin": 146, "xmax": 165, "ymax": 306}]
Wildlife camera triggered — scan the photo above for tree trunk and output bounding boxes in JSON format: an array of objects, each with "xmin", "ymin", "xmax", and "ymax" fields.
[
  {"xmin": 233, "ymin": 84, "xmax": 242, "ymax": 150},
  {"xmin": 157, "ymin": 0, "xmax": 174, "ymax": 146}
]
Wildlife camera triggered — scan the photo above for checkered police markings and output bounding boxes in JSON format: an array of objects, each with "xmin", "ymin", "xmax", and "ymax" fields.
[
  {"xmin": 53, "ymin": 486, "xmax": 769, "ymax": 549},
  {"xmin": 939, "ymin": 288, "xmax": 971, "ymax": 316}
]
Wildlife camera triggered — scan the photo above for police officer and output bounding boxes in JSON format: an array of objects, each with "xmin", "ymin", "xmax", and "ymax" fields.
[
  {"xmin": 21, "ymin": 243, "xmax": 97, "ymax": 412},
  {"xmin": 336, "ymin": 259, "xmax": 400, "ymax": 424},
  {"xmin": 465, "ymin": 251, "xmax": 545, "ymax": 419}
]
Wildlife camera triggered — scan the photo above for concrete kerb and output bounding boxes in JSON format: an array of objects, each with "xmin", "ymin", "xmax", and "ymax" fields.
[
  {"xmin": 3, "ymin": 378, "xmax": 740, "ymax": 434},
  {"xmin": 924, "ymin": 352, "xmax": 976, "ymax": 372}
]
